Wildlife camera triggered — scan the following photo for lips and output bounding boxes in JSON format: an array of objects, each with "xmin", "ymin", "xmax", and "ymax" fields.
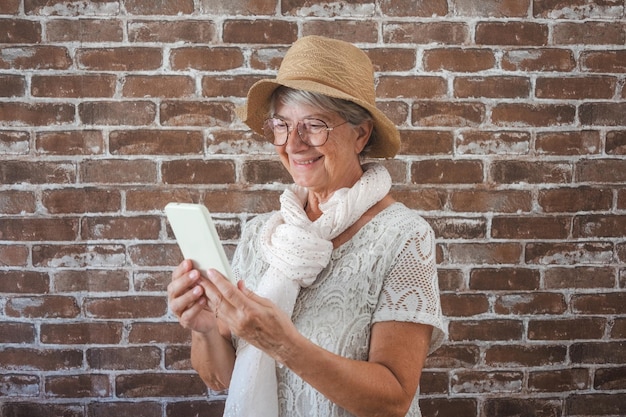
[{"xmin": 293, "ymin": 155, "xmax": 323, "ymax": 166}]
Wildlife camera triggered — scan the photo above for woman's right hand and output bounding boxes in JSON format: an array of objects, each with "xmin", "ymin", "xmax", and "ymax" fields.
[{"xmin": 167, "ymin": 259, "xmax": 217, "ymax": 334}]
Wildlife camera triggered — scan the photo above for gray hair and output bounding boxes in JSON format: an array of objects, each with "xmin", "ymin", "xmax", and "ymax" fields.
[{"xmin": 268, "ymin": 86, "xmax": 377, "ymax": 155}]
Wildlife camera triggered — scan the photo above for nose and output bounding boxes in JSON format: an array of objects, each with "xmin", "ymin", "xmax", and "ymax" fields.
[{"xmin": 284, "ymin": 122, "xmax": 309, "ymax": 150}]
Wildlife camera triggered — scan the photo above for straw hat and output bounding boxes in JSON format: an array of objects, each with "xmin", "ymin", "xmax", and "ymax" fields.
[{"xmin": 236, "ymin": 35, "xmax": 400, "ymax": 158}]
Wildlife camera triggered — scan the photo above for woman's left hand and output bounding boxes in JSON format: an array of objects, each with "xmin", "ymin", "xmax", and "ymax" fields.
[{"xmin": 198, "ymin": 269, "xmax": 299, "ymax": 361}]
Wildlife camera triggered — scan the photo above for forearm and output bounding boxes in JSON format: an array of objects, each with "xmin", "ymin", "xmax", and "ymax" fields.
[{"xmin": 190, "ymin": 325, "xmax": 236, "ymax": 391}]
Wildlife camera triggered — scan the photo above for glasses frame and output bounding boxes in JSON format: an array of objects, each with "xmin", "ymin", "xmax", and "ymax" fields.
[{"xmin": 263, "ymin": 116, "xmax": 350, "ymax": 147}]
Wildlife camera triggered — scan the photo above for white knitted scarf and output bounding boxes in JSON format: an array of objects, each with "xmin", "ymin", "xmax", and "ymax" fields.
[{"xmin": 224, "ymin": 163, "xmax": 392, "ymax": 417}]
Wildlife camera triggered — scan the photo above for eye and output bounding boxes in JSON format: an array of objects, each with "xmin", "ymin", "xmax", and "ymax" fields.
[
  {"xmin": 272, "ymin": 119, "xmax": 289, "ymax": 132},
  {"xmin": 302, "ymin": 119, "xmax": 327, "ymax": 133}
]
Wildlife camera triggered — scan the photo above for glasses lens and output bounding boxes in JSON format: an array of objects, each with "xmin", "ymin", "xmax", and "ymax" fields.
[
  {"xmin": 299, "ymin": 119, "xmax": 329, "ymax": 146},
  {"xmin": 263, "ymin": 118, "xmax": 288, "ymax": 145}
]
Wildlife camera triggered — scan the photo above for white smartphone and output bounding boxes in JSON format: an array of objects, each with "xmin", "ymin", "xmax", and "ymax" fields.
[{"xmin": 164, "ymin": 202, "xmax": 234, "ymax": 282}]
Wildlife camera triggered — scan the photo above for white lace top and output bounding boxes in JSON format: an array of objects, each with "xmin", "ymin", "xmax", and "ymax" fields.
[{"xmin": 230, "ymin": 202, "xmax": 446, "ymax": 417}]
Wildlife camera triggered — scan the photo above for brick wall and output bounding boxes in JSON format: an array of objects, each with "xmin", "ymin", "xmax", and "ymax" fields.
[{"xmin": 1, "ymin": 0, "xmax": 625, "ymax": 416}]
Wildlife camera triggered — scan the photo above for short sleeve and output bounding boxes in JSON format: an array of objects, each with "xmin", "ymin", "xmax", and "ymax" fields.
[{"xmin": 372, "ymin": 221, "xmax": 446, "ymax": 354}]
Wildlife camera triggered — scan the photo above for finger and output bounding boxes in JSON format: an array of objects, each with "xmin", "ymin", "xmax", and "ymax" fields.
[
  {"xmin": 168, "ymin": 279, "xmax": 204, "ymax": 317},
  {"xmin": 171, "ymin": 259, "xmax": 193, "ymax": 281}
]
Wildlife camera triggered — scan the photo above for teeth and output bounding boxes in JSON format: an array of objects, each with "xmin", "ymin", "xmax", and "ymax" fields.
[{"xmin": 296, "ymin": 157, "xmax": 319, "ymax": 165}]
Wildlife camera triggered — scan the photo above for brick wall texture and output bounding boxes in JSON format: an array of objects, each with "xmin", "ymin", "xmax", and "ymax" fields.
[{"xmin": 1, "ymin": 0, "xmax": 626, "ymax": 416}]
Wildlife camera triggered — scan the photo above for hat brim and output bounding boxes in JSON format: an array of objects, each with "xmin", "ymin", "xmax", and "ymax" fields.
[{"xmin": 236, "ymin": 78, "xmax": 400, "ymax": 158}]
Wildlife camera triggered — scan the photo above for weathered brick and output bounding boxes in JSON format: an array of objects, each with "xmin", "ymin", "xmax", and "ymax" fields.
[
  {"xmin": 41, "ymin": 322, "xmax": 123, "ymax": 344},
  {"xmin": 534, "ymin": 0, "xmax": 625, "ymax": 19},
  {"xmin": 485, "ymin": 344, "xmax": 567, "ymax": 367},
  {"xmin": 162, "ymin": 159, "xmax": 236, "ymax": 185},
  {"xmin": 538, "ymin": 186, "xmax": 612, "ymax": 212},
  {"xmin": 200, "ymin": 0, "xmax": 275, "ymax": 15},
  {"xmin": 0, "ymin": 245, "xmax": 29, "ymax": 267},
  {"xmin": 110, "ymin": 130, "xmax": 203, "ymax": 155},
  {"xmin": 80, "ymin": 159, "xmax": 158, "ymax": 184},
  {"xmin": 594, "ymin": 367, "xmax": 626, "ymax": 390},
  {"xmin": 365, "ymin": 48, "xmax": 417, "ymax": 72},
  {"xmin": 6, "ymin": 295, "xmax": 80, "ymax": 319},
  {"xmin": 0, "ymin": 374, "xmax": 39, "ymax": 397},
  {"xmin": 77, "ymin": 47, "xmax": 162, "ymax": 71},
  {"xmin": 447, "ymin": 243, "xmax": 523, "ymax": 264},
  {"xmin": 0, "ymin": 74, "xmax": 25, "ymax": 97},
  {"xmin": 428, "ymin": 216, "xmax": 487, "ymax": 239},
  {"xmin": 166, "ymin": 400, "xmax": 226, "ymax": 417},
  {"xmin": 223, "ymin": 19, "xmax": 298, "ymax": 44},
  {"xmin": 116, "ymin": 373, "xmax": 207, "ymax": 397},
  {"xmin": 0, "ymin": 130, "xmax": 30, "ymax": 154},
  {"xmin": 535, "ymin": 130, "xmax": 600, "ymax": 155},
  {"xmin": 400, "ymin": 130, "xmax": 453, "ymax": 156},
  {"xmin": 492, "ymin": 103, "xmax": 576, "ymax": 127},
  {"xmin": 573, "ymin": 214, "xmax": 626, "ymax": 238},
  {"xmin": 0, "ymin": 403, "xmax": 82, "ymax": 417},
  {"xmin": 0, "ymin": 0, "xmax": 19, "ymax": 13},
  {"xmin": 495, "ymin": 292, "xmax": 567, "ymax": 315},
  {"xmin": 452, "ymin": 370, "xmax": 523, "ymax": 393},
  {"xmin": 502, "ymin": 48, "xmax": 575, "ymax": 72},
  {"xmin": 606, "ymin": 130, "xmax": 626, "ymax": 155},
  {"xmin": 24, "ymin": 0, "xmax": 121, "ymax": 15},
  {"xmin": 581, "ymin": 50, "xmax": 626, "ymax": 72},
  {"xmin": 46, "ymin": 18, "xmax": 123, "ymax": 42},
  {"xmin": 449, "ymin": 0, "xmax": 530, "ymax": 17},
  {"xmin": 492, "ymin": 216, "xmax": 570, "ymax": 239},
  {"xmin": 470, "ymin": 268, "xmax": 540, "ymax": 291},
  {"xmin": 89, "ymin": 401, "xmax": 163, "ymax": 417},
  {"xmin": 423, "ymin": 48, "xmax": 496, "ymax": 72},
  {"xmin": 379, "ymin": 0, "xmax": 448, "ymax": 17},
  {"xmin": 412, "ymin": 160, "xmax": 483, "ymax": 184},
  {"xmin": 440, "ymin": 293, "xmax": 489, "ymax": 316},
  {"xmin": 87, "ymin": 347, "xmax": 161, "ymax": 370},
  {"xmin": 449, "ymin": 190, "xmax": 532, "ymax": 213},
  {"xmin": 412, "ymin": 101, "xmax": 485, "ymax": 126},
  {"xmin": 476, "ymin": 22, "xmax": 548, "ymax": 45},
  {"xmin": 81, "ymin": 216, "xmax": 161, "ymax": 240},
  {"xmin": 31, "ymin": 74, "xmax": 113, "ymax": 98},
  {"xmin": 391, "ymin": 188, "xmax": 446, "ymax": 211},
  {"xmin": 377, "ymin": 76, "xmax": 447, "ymax": 99},
  {"xmin": 202, "ymin": 75, "xmax": 266, "ymax": 98},
  {"xmin": 419, "ymin": 371, "xmax": 449, "ymax": 394},
  {"xmin": 134, "ymin": 271, "xmax": 172, "ymax": 292},
  {"xmin": 0, "ymin": 347, "xmax": 83, "ymax": 371},
  {"xmin": 0, "ymin": 46, "xmax": 71, "ymax": 70},
  {"xmin": 129, "ymin": 20, "xmax": 216, "ymax": 43},
  {"xmin": 383, "ymin": 22, "xmax": 469, "ymax": 44},
  {"xmin": 53, "ymin": 269, "xmax": 130, "ymax": 292},
  {"xmin": 544, "ymin": 266, "xmax": 615, "ymax": 289},
  {"xmin": 32, "ymin": 244, "xmax": 126, "ymax": 268},
  {"xmin": 170, "ymin": 47, "xmax": 244, "ymax": 71},
  {"xmin": 124, "ymin": 188, "xmax": 201, "ymax": 212},
  {"xmin": 46, "ymin": 374, "xmax": 110, "ymax": 398},
  {"xmin": 419, "ymin": 398, "xmax": 477, "ymax": 417},
  {"xmin": 528, "ymin": 318, "xmax": 606, "ymax": 340},
  {"xmin": 0, "ymin": 102, "xmax": 75, "ymax": 126},
  {"xmin": 457, "ymin": 130, "xmax": 530, "ymax": 155},
  {"xmin": 79, "ymin": 101, "xmax": 157, "ymax": 126},
  {"xmin": 424, "ymin": 344, "xmax": 480, "ymax": 368},
  {"xmin": 571, "ymin": 292, "xmax": 626, "ymax": 315},
  {"xmin": 0, "ymin": 19, "xmax": 42, "ymax": 43},
  {"xmin": 302, "ymin": 20, "xmax": 378, "ymax": 43},
  {"xmin": 0, "ymin": 190, "xmax": 37, "ymax": 215},
  {"xmin": 553, "ymin": 21, "xmax": 626, "ymax": 45},
  {"xmin": 448, "ymin": 319, "xmax": 524, "ymax": 341},
  {"xmin": 529, "ymin": 368, "xmax": 590, "ymax": 392},
  {"xmin": 84, "ymin": 296, "xmax": 167, "ymax": 319},
  {"xmin": 526, "ymin": 242, "xmax": 614, "ymax": 265},
  {"xmin": 536, "ymin": 76, "xmax": 616, "ymax": 99},
  {"xmin": 36, "ymin": 130, "xmax": 104, "ymax": 155},
  {"xmin": 160, "ymin": 101, "xmax": 234, "ymax": 127},
  {"xmin": 124, "ymin": 0, "xmax": 193, "ymax": 15},
  {"xmin": 483, "ymin": 398, "xmax": 562, "ymax": 417},
  {"xmin": 454, "ymin": 76, "xmax": 530, "ymax": 98},
  {"xmin": 0, "ymin": 271, "xmax": 49, "ymax": 294},
  {"xmin": 580, "ymin": 102, "xmax": 626, "ymax": 125},
  {"xmin": 128, "ymin": 322, "xmax": 191, "ymax": 344},
  {"xmin": 42, "ymin": 188, "xmax": 121, "ymax": 214},
  {"xmin": 570, "ymin": 341, "xmax": 626, "ymax": 364},
  {"xmin": 0, "ymin": 322, "xmax": 36, "ymax": 344},
  {"xmin": 577, "ymin": 158, "xmax": 626, "ymax": 183},
  {"xmin": 490, "ymin": 160, "xmax": 571, "ymax": 184},
  {"xmin": 0, "ymin": 218, "xmax": 78, "ymax": 241},
  {"xmin": 128, "ymin": 243, "xmax": 182, "ymax": 267}
]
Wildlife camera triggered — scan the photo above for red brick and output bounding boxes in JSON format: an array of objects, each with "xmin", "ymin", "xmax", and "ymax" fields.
[
  {"xmin": 571, "ymin": 292, "xmax": 626, "ymax": 315},
  {"xmin": 46, "ymin": 374, "xmax": 110, "ymax": 398},
  {"xmin": 0, "ymin": 374, "xmax": 39, "ymax": 396},
  {"xmin": 116, "ymin": 373, "xmax": 207, "ymax": 397},
  {"xmin": 495, "ymin": 292, "xmax": 566, "ymax": 315},
  {"xmin": 377, "ymin": 76, "xmax": 447, "ymax": 99},
  {"xmin": 124, "ymin": 188, "xmax": 202, "ymax": 212},
  {"xmin": 412, "ymin": 101, "xmax": 485, "ymax": 126},
  {"xmin": 419, "ymin": 398, "xmax": 477, "ymax": 417},
  {"xmin": 0, "ymin": 190, "xmax": 37, "ymax": 214},
  {"xmin": 476, "ymin": 22, "xmax": 548, "ymax": 45},
  {"xmin": 528, "ymin": 318, "xmax": 606, "ymax": 340},
  {"xmin": 612, "ymin": 318, "xmax": 626, "ymax": 338},
  {"xmin": 79, "ymin": 101, "xmax": 157, "ymax": 126},
  {"xmin": 451, "ymin": 370, "xmax": 523, "ymax": 393},
  {"xmin": 544, "ymin": 266, "xmax": 615, "ymax": 289},
  {"xmin": 0, "ymin": 0, "xmax": 19, "ymax": 13},
  {"xmin": 538, "ymin": 186, "xmax": 612, "ymax": 212},
  {"xmin": 223, "ymin": 19, "xmax": 298, "ymax": 44},
  {"xmin": 490, "ymin": 160, "xmax": 571, "ymax": 183},
  {"xmin": 202, "ymin": 75, "xmax": 266, "ymax": 98},
  {"xmin": 383, "ymin": 22, "xmax": 469, "ymax": 44},
  {"xmin": 571, "ymin": 341, "xmax": 626, "ymax": 364},
  {"xmin": 129, "ymin": 20, "xmax": 216, "ymax": 43},
  {"xmin": 0, "ymin": 130, "xmax": 30, "ymax": 154},
  {"xmin": 554, "ymin": 21, "xmax": 626, "ymax": 44},
  {"xmin": 365, "ymin": 48, "xmax": 417, "ymax": 72},
  {"xmin": 0, "ymin": 271, "xmax": 49, "ymax": 294},
  {"xmin": 441, "ymin": 293, "xmax": 489, "ymax": 316},
  {"xmin": 166, "ymin": 400, "xmax": 226, "ymax": 417},
  {"xmin": 198, "ymin": 0, "xmax": 275, "ymax": 15},
  {"xmin": 493, "ymin": 216, "xmax": 570, "ymax": 239},
  {"xmin": 6, "ymin": 296, "xmax": 80, "ymax": 319},
  {"xmin": 53, "ymin": 270, "xmax": 130, "ymax": 292},
  {"xmin": 122, "ymin": 75, "xmax": 194, "ymax": 98},
  {"xmin": 574, "ymin": 214, "xmax": 626, "ymax": 238},
  {"xmin": 0, "ymin": 218, "xmax": 78, "ymax": 241},
  {"xmin": 400, "ymin": 130, "xmax": 453, "ymax": 155},
  {"xmin": 484, "ymin": 399, "xmax": 562, "ymax": 417},
  {"xmin": 161, "ymin": 159, "xmax": 236, "ymax": 185},
  {"xmin": 485, "ymin": 344, "xmax": 567, "ymax": 367},
  {"xmin": 128, "ymin": 322, "xmax": 191, "ymax": 344},
  {"xmin": 77, "ymin": 47, "xmax": 162, "ymax": 71},
  {"xmin": 390, "ymin": 188, "xmax": 446, "ymax": 211},
  {"xmin": 535, "ymin": 130, "xmax": 601, "ymax": 155},
  {"xmin": 580, "ymin": 102, "xmax": 626, "ymax": 125},
  {"xmin": 1, "ymin": 161, "xmax": 75, "ymax": 184},
  {"xmin": 134, "ymin": 271, "xmax": 171, "ymax": 292},
  {"xmin": 424, "ymin": 48, "xmax": 496, "ymax": 72},
  {"xmin": 109, "ymin": 130, "xmax": 203, "ymax": 155},
  {"xmin": 0, "ymin": 74, "xmax": 25, "ymax": 97},
  {"xmin": 0, "ymin": 18, "xmax": 41, "ymax": 43},
  {"xmin": 84, "ymin": 296, "xmax": 167, "ymax": 319},
  {"xmin": 492, "ymin": 103, "xmax": 576, "ymax": 127},
  {"xmin": 81, "ymin": 216, "xmax": 161, "ymax": 240},
  {"xmin": 203, "ymin": 190, "xmax": 281, "ymax": 214},
  {"xmin": 470, "ymin": 268, "xmax": 540, "ymax": 291},
  {"xmin": 533, "ymin": 0, "xmax": 624, "ymax": 19},
  {"xmin": 582, "ymin": 50, "xmax": 626, "ymax": 72},
  {"xmin": 170, "ymin": 47, "xmax": 244, "ymax": 71},
  {"xmin": 536, "ymin": 76, "xmax": 616, "ymax": 99},
  {"xmin": 447, "ymin": 243, "xmax": 523, "ymax": 264},
  {"xmin": 412, "ymin": 160, "xmax": 483, "ymax": 184},
  {"xmin": 24, "ymin": 0, "xmax": 120, "ymax": 15},
  {"xmin": 448, "ymin": 319, "xmax": 524, "ymax": 341},
  {"xmin": 454, "ymin": 76, "xmax": 530, "ymax": 98},
  {"xmin": 577, "ymin": 158, "xmax": 626, "ymax": 183},
  {"xmin": 424, "ymin": 344, "xmax": 480, "ymax": 368},
  {"xmin": 128, "ymin": 243, "xmax": 182, "ymax": 267},
  {"xmin": 0, "ymin": 245, "xmax": 29, "ymax": 267},
  {"xmin": 379, "ymin": 0, "xmax": 448, "ymax": 16},
  {"xmin": 80, "ymin": 159, "xmax": 158, "ymax": 184},
  {"xmin": 419, "ymin": 371, "xmax": 449, "ymax": 394},
  {"xmin": 46, "ymin": 18, "xmax": 123, "ymax": 42},
  {"xmin": 208, "ymin": 129, "xmax": 273, "ymax": 155},
  {"xmin": 449, "ymin": 189, "xmax": 532, "ymax": 213},
  {"xmin": 124, "ymin": 0, "xmax": 193, "ymax": 15},
  {"xmin": 0, "ymin": 102, "xmax": 74, "ymax": 126},
  {"xmin": 0, "ymin": 322, "xmax": 35, "ymax": 344},
  {"xmin": 378, "ymin": 101, "xmax": 409, "ymax": 126},
  {"xmin": 0, "ymin": 347, "xmax": 82, "ymax": 371},
  {"xmin": 302, "ymin": 20, "xmax": 378, "ymax": 43},
  {"xmin": 249, "ymin": 46, "xmax": 287, "ymax": 70},
  {"xmin": 457, "ymin": 130, "xmax": 530, "ymax": 155},
  {"xmin": 41, "ymin": 323, "xmax": 123, "ymax": 344},
  {"xmin": 529, "ymin": 368, "xmax": 590, "ymax": 392},
  {"xmin": 0, "ymin": 46, "xmax": 71, "ymax": 70},
  {"xmin": 606, "ymin": 130, "xmax": 626, "ymax": 155},
  {"xmin": 87, "ymin": 347, "xmax": 161, "ymax": 370},
  {"xmin": 36, "ymin": 130, "xmax": 104, "ymax": 155},
  {"xmin": 243, "ymin": 160, "xmax": 291, "ymax": 184},
  {"xmin": 33, "ymin": 74, "xmax": 116, "ymax": 98},
  {"xmin": 32, "ymin": 244, "xmax": 126, "ymax": 268},
  {"xmin": 0, "ymin": 403, "xmax": 82, "ymax": 417},
  {"xmin": 89, "ymin": 402, "xmax": 162, "ymax": 417},
  {"xmin": 502, "ymin": 48, "xmax": 575, "ymax": 72},
  {"xmin": 42, "ymin": 188, "xmax": 122, "ymax": 214},
  {"xmin": 525, "ymin": 242, "xmax": 613, "ymax": 265},
  {"xmin": 160, "ymin": 101, "xmax": 235, "ymax": 127}
]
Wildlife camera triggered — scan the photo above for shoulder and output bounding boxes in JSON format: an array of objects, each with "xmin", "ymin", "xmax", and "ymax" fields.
[{"xmin": 377, "ymin": 203, "xmax": 434, "ymax": 238}]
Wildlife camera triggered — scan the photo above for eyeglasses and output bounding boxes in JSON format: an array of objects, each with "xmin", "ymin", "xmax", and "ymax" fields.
[{"xmin": 263, "ymin": 117, "xmax": 350, "ymax": 147}]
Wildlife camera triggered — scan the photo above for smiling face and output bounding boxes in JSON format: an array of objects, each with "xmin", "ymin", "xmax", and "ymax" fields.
[{"xmin": 272, "ymin": 100, "xmax": 372, "ymax": 202}]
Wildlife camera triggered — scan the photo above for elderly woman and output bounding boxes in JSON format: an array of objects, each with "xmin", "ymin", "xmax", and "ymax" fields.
[{"xmin": 167, "ymin": 35, "xmax": 445, "ymax": 417}]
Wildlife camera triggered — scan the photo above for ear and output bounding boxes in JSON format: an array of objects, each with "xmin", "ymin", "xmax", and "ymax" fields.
[{"xmin": 354, "ymin": 120, "xmax": 374, "ymax": 154}]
